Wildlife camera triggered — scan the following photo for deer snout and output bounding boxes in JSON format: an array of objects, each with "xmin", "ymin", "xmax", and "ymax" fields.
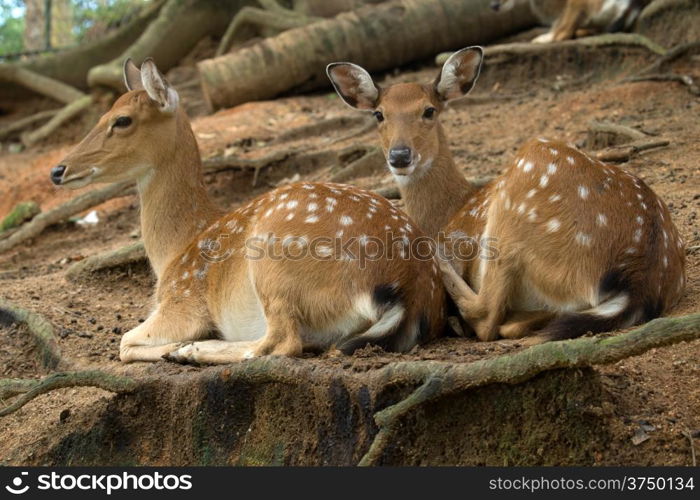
[
  {"xmin": 388, "ymin": 146, "xmax": 413, "ymax": 169},
  {"xmin": 50, "ymin": 165, "xmax": 67, "ymax": 185}
]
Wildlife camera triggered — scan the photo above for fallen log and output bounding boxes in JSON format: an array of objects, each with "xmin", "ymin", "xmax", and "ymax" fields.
[{"xmin": 198, "ymin": 0, "xmax": 537, "ymax": 110}]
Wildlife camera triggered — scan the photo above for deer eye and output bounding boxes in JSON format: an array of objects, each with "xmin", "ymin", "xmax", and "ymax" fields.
[
  {"xmin": 423, "ymin": 107, "xmax": 437, "ymax": 119},
  {"xmin": 373, "ymin": 111, "xmax": 384, "ymax": 123},
  {"xmin": 113, "ymin": 116, "xmax": 132, "ymax": 128}
]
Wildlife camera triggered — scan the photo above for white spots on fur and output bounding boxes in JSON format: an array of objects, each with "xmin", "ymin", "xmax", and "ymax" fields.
[
  {"xmin": 302, "ymin": 184, "xmax": 314, "ymax": 190},
  {"xmin": 635, "ymin": 215, "xmax": 644, "ymax": 225},
  {"xmin": 181, "ymin": 271, "xmax": 189, "ymax": 280},
  {"xmin": 662, "ymin": 255, "xmax": 668, "ymax": 268},
  {"xmin": 578, "ymin": 185, "xmax": 589, "ymax": 200},
  {"xmin": 640, "ymin": 202, "xmax": 647, "ymax": 211},
  {"xmin": 317, "ymin": 245, "xmax": 333, "ymax": 258},
  {"xmin": 279, "ymin": 192, "xmax": 289, "ymax": 200},
  {"xmin": 523, "ymin": 161, "xmax": 534, "ymax": 173},
  {"xmin": 263, "ymin": 208, "xmax": 273, "ymax": 218},
  {"xmin": 336, "ymin": 229, "xmax": 344, "ymax": 238},
  {"xmin": 633, "ymin": 228, "xmax": 642, "ymax": 243},
  {"xmin": 547, "ymin": 163, "xmax": 557, "ymax": 175},
  {"xmin": 517, "ymin": 202, "xmax": 526, "ymax": 215},
  {"xmin": 625, "ymin": 247, "xmax": 636, "ymax": 255},
  {"xmin": 304, "ymin": 215, "xmax": 319, "ymax": 224},
  {"xmin": 549, "ymin": 148, "xmax": 558, "ymax": 156},
  {"xmin": 527, "ymin": 208, "xmax": 537, "ymax": 222},
  {"xmin": 497, "ymin": 179, "xmax": 505, "ymax": 190},
  {"xmin": 285, "ymin": 212, "xmax": 295, "ymax": 221},
  {"xmin": 539, "ymin": 175, "xmax": 549, "ymax": 188},
  {"xmin": 575, "ymin": 232, "xmax": 592, "ymax": 247},
  {"xmin": 526, "ymin": 189, "xmax": 537, "ymax": 199},
  {"xmin": 504, "ymin": 196, "xmax": 512, "ymax": 210},
  {"xmin": 546, "ymin": 219, "xmax": 561, "ymax": 233},
  {"xmin": 470, "ymin": 207, "xmax": 479, "ymax": 217},
  {"xmin": 566, "ymin": 156, "xmax": 575, "ymax": 165},
  {"xmin": 286, "ymin": 200, "xmax": 299, "ymax": 210},
  {"xmin": 596, "ymin": 213, "xmax": 608, "ymax": 227},
  {"xmin": 183, "ymin": 289, "xmax": 191, "ymax": 297},
  {"xmin": 517, "ymin": 158, "xmax": 524, "ymax": 169},
  {"xmin": 307, "ymin": 202, "xmax": 318, "ymax": 212},
  {"xmin": 548, "ymin": 193, "xmax": 561, "ymax": 203},
  {"xmin": 340, "ymin": 215, "xmax": 353, "ymax": 226}
]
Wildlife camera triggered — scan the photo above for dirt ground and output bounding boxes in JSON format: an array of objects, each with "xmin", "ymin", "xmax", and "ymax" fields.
[{"xmin": 0, "ymin": 44, "xmax": 698, "ymax": 465}]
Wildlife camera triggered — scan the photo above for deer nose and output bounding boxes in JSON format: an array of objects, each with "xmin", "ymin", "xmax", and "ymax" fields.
[
  {"xmin": 388, "ymin": 147, "xmax": 413, "ymax": 169},
  {"xmin": 51, "ymin": 165, "xmax": 66, "ymax": 185}
]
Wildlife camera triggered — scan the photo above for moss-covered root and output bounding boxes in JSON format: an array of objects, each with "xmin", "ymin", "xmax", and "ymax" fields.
[
  {"xmin": 0, "ymin": 202, "xmax": 40, "ymax": 233},
  {"xmin": 359, "ymin": 312, "xmax": 700, "ymax": 465},
  {"xmin": 0, "ymin": 300, "xmax": 63, "ymax": 370},
  {"xmin": 0, "ymin": 371, "xmax": 138, "ymax": 417},
  {"xmin": 66, "ymin": 241, "xmax": 146, "ymax": 281}
]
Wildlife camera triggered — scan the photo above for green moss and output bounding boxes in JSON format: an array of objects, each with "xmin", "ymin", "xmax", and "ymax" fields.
[{"xmin": 0, "ymin": 201, "xmax": 40, "ymax": 233}]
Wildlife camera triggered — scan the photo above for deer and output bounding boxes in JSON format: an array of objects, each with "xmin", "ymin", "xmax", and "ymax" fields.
[
  {"xmin": 327, "ymin": 45, "xmax": 686, "ymax": 343},
  {"xmin": 50, "ymin": 58, "xmax": 445, "ymax": 364},
  {"xmin": 490, "ymin": 0, "xmax": 650, "ymax": 43}
]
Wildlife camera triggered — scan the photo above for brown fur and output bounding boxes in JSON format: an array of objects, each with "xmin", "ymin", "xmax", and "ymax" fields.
[
  {"xmin": 328, "ymin": 47, "xmax": 685, "ymax": 342},
  {"xmin": 53, "ymin": 60, "xmax": 445, "ymax": 364}
]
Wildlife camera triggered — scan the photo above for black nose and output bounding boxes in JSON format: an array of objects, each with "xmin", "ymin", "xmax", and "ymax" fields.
[
  {"xmin": 490, "ymin": 0, "xmax": 501, "ymax": 11},
  {"xmin": 51, "ymin": 165, "xmax": 66, "ymax": 185},
  {"xmin": 388, "ymin": 147, "xmax": 412, "ymax": 169}
]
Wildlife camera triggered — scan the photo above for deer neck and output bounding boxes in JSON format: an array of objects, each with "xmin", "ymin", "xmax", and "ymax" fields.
[
  {"xmin": 397, "ymin": 124, "xmax": 475, "ymax": 237},
  {"xmin": 137, "ymin": 113, "xmax": 222, "ymax": 280}
]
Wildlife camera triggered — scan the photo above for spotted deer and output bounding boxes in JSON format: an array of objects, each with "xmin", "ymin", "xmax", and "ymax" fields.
[
  {"xmin": 50, "ymin": 58, "xmax": 445, "ymax": 364},
  {"xmin": 490, "ymin": 0, "xmax": 650, "ymax": 43},
  {"xmin": 327, "ymin": 46, "xmax": 685, "ymax": 343}
]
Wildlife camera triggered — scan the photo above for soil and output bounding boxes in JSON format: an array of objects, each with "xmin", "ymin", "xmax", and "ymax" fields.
[{"xmin": 0, "ymin": 40, "xmax": 698, "ymax": 466}]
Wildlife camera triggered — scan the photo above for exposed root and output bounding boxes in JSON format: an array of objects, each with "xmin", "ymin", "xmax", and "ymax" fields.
[
  {"xmin": 0, "ymin": 371, "xmax": 137, "ymax": 417},
  {"xmin": 436, "ymin": 33, "xmax": 667, "ymax": 66},
  {"xmin": 595, "ymin": 139, "xmax": 670, "ymax": 163},
  {"xmin": 271, "ymin": 115, "xmax": 370, "ymax": 145},
  {"xmin": 587, "ymin": 120, "xmax": 648, "ymax": 147},
  {"xmin": 358, "ymin": 312, "xmax": 700, "ymax": 465},
  {"xmin": 22, "ymin": 95, "xmax": 93, "ymax": 147},
  {"xmin": 0, "ymin": 182, "xmax": 133, "ymax": 254},
  {"xmin": 623, "ymin": 73, "xmax": 700, "ymax": 96},
  {"xmin": 0, "ymin": 109, "xmax": 58, "ymax": 140},
  {"xmin": 0, "ymin": 300, "xmax": 64, "ymax": 370},
  {"xmin": 0, "ymin": 65, "xmax": 85, "ymax": 104},
  {"xmin": 329, "ymin": 147, "xmax": 383, "ymax": 183},
  {"xmin": 65, "ymin": 241, "xmax": 147, "ymax": 281},
  {"xmin": 634, "ymin": 40, "xmax": 700, "ymax": 75}
]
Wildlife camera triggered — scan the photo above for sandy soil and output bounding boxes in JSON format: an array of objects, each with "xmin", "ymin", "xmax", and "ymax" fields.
[{"xmin": 0, "ymin": 54, "xmax": 698, "ymax": 465}]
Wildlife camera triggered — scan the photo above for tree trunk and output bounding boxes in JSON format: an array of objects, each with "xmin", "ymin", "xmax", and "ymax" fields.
[
  {"xmin": 11, "ymin": 0, "xmax": 163, "ymax": 90},
  {"xmin": 87, "ymin": 0, "xmax": 251, "ymax": 91},
  {"xmin": 198, "ymin": 0, "xmax": 536, "ymax": 110},
  {"xmin": 23, "ymin": 0, "xmax": 47, "ymax": 51}
]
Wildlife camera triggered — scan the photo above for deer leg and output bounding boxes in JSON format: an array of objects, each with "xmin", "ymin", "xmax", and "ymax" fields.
[
  {"xmin": 119, "ymin": 302, "xmax": 210, "ymax": 362},
  {"xmin": 440, "ymin": 251, "xmax": 520, "ymax": 341},
  {"xmin": 164, "ymin": 298, "xmax": 302, "ymax": 364},
  {"xmin": 498, "ymin": 310, "xmax": 556, "ymax": 339}
]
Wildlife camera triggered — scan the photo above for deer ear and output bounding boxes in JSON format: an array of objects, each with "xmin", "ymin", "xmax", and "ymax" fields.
[
  {"xmin": 140, "ymin": 58, "xmax": 179, "ymax": 114},
  {"xmin": 123, "ymin": 58, "xmax": 143, "ymax": 92},
  {"xmin": 434, "ymin": 46, "xmax": 483, "ymax": 101},
  {"xmin": 326, "ymin": 62, "xmax": 379, "ymax": 110}
]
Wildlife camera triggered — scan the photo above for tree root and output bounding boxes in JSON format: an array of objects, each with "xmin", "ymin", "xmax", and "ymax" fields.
[
  {"xmin": 435, "ymin": 33, "xmax": 667, "ymax": 66},
  {"xmin": 0, "ymin": 182, "xmax": 132, "ymax": 254},
  {"xmin": 587, "ymin": 120, "xmax": 648, "ymax": 146},
  {"xmin": 216, "ymin": 3, "xmax": 317, "ymax": 57},
  {"xmin": 0, "ymin": 300, "xmax": 63, "ymax": 370},
  {"xmin": 0, "ymin": 109, "xmax": 58, "ymax": 141},
  {"xmin": 0, "ymin": 371, "xmax": 137, "ymax": 417},
  {"xmin": 634, "ymin": 40, "xmax": 700, "ymax": 75},
  {"xmin": 329, "ymin": 147, "xmax": 384, "ymax": 183},
  {"xmin": 65, "ymin": 241, "xmax": 147, "ymax": 281},
  {"xmin": 358, "ymin": 312, "xmax": 700, "ymax": 465},
  {"xmin": 595, "ymin": 139, "xmax": 670, "ymax": 163},
  {"xmin": 623, "ymin": 73, "xmax": 700, "ymax": 96},
  {"xmin": 21, "ymin": 95, "xmax": 94, "ymax": 147},
  {"xmin": 271, "ymin": 115, "xmax": 370, "ymax": 146},
  {"xmin": 0, "ymin": 66, "xmax": 85, "ymax": 105}
]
